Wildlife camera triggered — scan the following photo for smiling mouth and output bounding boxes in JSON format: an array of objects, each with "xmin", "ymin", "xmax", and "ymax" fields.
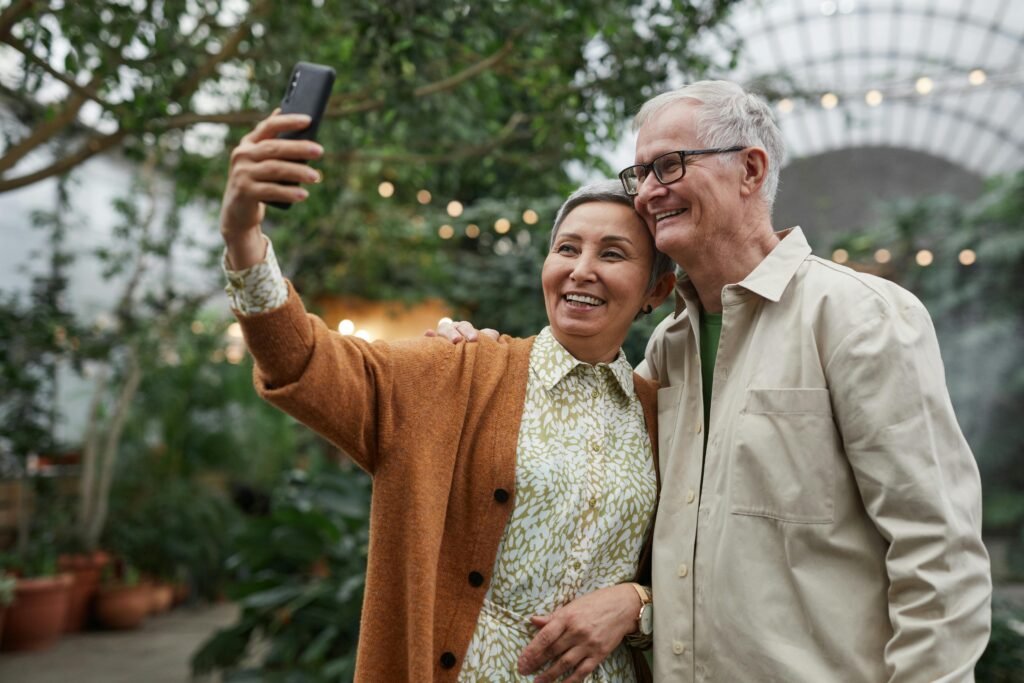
[
  {"xmin": 564, "ymin": 293, "xmax": 606, "ymax": 308},
  {"xmin": 655, "ymin": 208, "xmax": 687, "ymax": 222}
]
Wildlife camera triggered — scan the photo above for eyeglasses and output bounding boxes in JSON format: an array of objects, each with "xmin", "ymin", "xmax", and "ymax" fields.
[{"xmin": 618, "ymin": 146, "xmax": 745, "ymax": 196}]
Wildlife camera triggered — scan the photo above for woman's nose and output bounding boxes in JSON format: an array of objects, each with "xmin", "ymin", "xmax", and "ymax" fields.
[{"xmin": 570, "ymin": 254, "xmax": 598, "ymax": 281}]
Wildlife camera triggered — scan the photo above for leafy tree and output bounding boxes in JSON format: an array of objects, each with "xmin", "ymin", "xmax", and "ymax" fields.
[{"xmin": 2, "ymin": 0, "xmax": 741, "ymax": 303}]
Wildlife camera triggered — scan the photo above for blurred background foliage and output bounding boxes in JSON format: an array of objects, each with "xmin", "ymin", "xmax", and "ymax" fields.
[{"xmin": 1, "ymin": 0, "xmax": 1023, "ymax": 679}]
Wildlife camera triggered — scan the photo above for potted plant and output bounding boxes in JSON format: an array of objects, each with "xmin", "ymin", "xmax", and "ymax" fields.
[
  {"xmin": 0, "ymin": 547, "xmax": 73, "ymax": 652},
  {"xmin": 57, "ymin": 547, "xmax": 112, "ymax": 631},
  {"xmin": 0, "ymin": 572, "xmax": 15, "ymax": 643},
  {"xmin": 94, "ymin": 563, "xmax": 150, "ymax": 630}
]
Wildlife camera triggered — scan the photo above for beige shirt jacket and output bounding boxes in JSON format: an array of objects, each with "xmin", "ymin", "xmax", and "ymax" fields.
[
  {"xmin": 637, "ymin": 227, "xmax": 991, "ymax": 682},
  {"xmin": 234, "ymin": 282, "xmax": 660, "ymax": 682}
]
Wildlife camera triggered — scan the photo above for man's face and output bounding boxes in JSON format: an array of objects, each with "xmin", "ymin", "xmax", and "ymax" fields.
[{"xmin": 632, "ymin": 102, "xmax": 745, "ymax": 262}]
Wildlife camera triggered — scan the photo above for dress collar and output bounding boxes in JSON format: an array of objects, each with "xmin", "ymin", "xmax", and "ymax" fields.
[{"xmin": 532, "ymin": 327, "xmax": 635, "ymax": 398}]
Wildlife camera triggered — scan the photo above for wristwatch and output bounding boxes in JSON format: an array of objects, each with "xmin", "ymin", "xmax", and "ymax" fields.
[{"xmin": 628, "ymin": 583, "xmax": 653, "ymax": 639}]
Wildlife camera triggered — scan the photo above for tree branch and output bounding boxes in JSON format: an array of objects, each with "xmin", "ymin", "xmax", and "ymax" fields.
[
  {"xmin": 0, "ymin": 73, "xmax": 105, "ymax": 175},
  {"xmin": 331, "ymin": 112, "xmax": 529, "ymax": 163},
  {"xmin": 0, "ymin": 130, "xmax": 126, "ymax": 193},
  {"xmin": 330, "ymin": 35, "xmax": 522, "ymax": 116},
  {"xmin": 414, "ymin": 36, "xmax": 520, "ymax": 97},
  {"xmin": 3, "ymin": 36, "xmax": 112, "ymax": 108},
  {"xmin": 170, "ymin": 0, "xmax": 270, "ymax": 102},
  {"xmin": 0, "ymin": 0, "xmax": 36, "ymax": 42}
]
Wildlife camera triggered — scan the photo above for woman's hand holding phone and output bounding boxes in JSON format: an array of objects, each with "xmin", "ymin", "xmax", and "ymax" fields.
[{"xmin": 219, "ymin": 113, "xmax": 324, "ymax": 270}]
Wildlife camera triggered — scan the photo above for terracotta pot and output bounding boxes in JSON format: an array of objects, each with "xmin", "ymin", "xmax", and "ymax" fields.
[
  {"xmin": 172, "ymin": 581, "xmax": 190, "ymax": 605},
  {"xmin": 58, "ymin": 551, "xmax": 112, "ymax": 632},
  {"xmin": 94, "ymin": 584, "xmax": 151, "ymax": 630},
  {"xmin": 149, "ymin": 583, "xmax": 174, "ymax": 614},
  {"xmin": 0, "ymin": 574, "xmax": 73, "ymax": 652}
]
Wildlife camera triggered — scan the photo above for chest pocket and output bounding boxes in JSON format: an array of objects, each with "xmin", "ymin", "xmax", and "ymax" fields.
[{"xmin": 730, "ymin": 388, "xmax": 839, "ymax": 524}]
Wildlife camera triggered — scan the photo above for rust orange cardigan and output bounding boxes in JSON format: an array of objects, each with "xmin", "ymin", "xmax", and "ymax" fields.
[{"xmin": 236, "ymin": 283, "xmax": 659, "ymax": 682}]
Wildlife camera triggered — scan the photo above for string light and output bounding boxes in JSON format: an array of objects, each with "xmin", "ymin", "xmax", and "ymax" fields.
[
  {"xmin": 874, "ymin": 248, "xmax": 891, "ymax": 264},
  {"xmin": 494, "ymin": 218, "xmax": 511, "ymax": 234},
  {"xmin": 865, "ymin": 90, "xmax": 883, "ymax": 107},
  {"xmin": 522, "ymin": 210, "xmax": 539, "ymax": 225},
  {"xmin": 959, "ymin": 249, "xmax": 977, "ymax": 266},
  {"xmin": 915, "ymin": 249, "xmax": 934, "ymax": 266},
  {"xmin": 416, "ymin": 189, "xmax": 432, "ymax": 204},
  {"xmin": 821, "ymin": 93, "xmax": 839, "ymax": 109},
  {"xmin": 777, "ymin": 98, "xmax": 794, "ymax": 114},
  {"xmin": 969, "ymin": 69, "xmax": 986, "ymax": 86},
  {"xmin": 446, "ymin": 200, "xmax": 464, "ymax": 217},
  {"xmin": 466, "ymin": 224, "xmax": 480, "ymax": 238},
  {"xmin": 832, "ymin": 248, "xmax": 849, "ymax": 263},
  {"xmin": 338, "ymin": 319, "xmax": 355, "ymax": 335},
  {"xmin": 438, "ymin": 224, "xmax": 455, "ymax": 239},
  {"xmin": 378, "ymin": 181, "xmax": 395, "ymax": 198},
  {"xmin": 915, "ymin": 77, "xmax": 933, "ymax": 95}
]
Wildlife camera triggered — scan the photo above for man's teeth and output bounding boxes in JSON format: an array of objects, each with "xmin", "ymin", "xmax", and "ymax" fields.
[
  {"xmin": 565, "ymin": 294, "xmax": 604, "ymax": 306},
  {"xmin": 656, "ymin": 209, "xmax": 686, "ymax": 221}
]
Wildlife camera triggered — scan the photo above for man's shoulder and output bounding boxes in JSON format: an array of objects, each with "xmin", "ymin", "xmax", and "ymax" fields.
[{"xmin": 798, "ymin": 255, "xmax": 926, "ymax": 315}]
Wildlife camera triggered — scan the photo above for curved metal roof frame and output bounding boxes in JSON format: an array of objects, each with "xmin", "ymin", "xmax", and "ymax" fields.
[{"xmin": 727, "ymin": 0, "xmax": 1024, "ymax": 177}]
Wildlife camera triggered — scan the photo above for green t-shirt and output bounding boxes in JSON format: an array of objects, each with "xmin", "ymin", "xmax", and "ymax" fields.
[{"xmin": 699, "ymin": 311, "xmax": 722, "ymax": 451}]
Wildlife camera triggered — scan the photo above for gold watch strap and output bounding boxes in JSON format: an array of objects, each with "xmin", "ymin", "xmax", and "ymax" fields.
[{"xmin": 630, "ymin": 582, "xmax": 651, "ymax": 606}]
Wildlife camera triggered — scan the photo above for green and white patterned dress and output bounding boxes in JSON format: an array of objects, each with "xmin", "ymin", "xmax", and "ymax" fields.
[{"xmin": 458, "ymin": 328, "xmax": 656, "ymax": 682}]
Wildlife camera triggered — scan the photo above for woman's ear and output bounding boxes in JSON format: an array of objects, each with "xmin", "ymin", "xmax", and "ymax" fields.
[
  {"xmin": 739, "ymin": 147, "xmax": 769, "ymax": 198},
  {"xmin": 644, "ymin": 271, "xmax": 677, "ymax": 311}
]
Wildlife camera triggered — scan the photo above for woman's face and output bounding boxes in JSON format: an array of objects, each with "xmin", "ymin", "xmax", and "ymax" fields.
[{"xmin": 542, "ymin": 201, "xmax": 669, "ymax": 364}]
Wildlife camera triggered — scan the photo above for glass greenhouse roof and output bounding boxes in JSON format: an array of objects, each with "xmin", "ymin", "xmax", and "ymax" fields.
[{"xmin": 726, "ymin": 0, "xmax": 1024, "ymax": 177}]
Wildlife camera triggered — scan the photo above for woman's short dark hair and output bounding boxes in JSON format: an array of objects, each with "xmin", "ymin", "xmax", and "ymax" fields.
[{"xmin": 549, "ymin": 179, "xmax": 675, "ymax": 292}]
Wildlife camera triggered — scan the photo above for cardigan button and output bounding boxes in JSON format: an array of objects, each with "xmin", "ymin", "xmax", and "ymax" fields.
[
  {"xmin": 493, "ymin": 488, "xmax": 510, "ymax": 503},
  {"xmin": 468, "ymin": 571, "xmax": 484, "ymax": 587},
  {"xmin": 440, "ymin": 651, "xmax": 457, "ymax": 669}
]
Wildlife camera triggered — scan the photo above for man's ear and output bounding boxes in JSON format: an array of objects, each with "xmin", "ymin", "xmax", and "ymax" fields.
[
  {"xmin": 645, "ymin": 271, "xmax": 677, "ymax": 311},
  {"xmin": 739, "ymin": 147, "xmax": 769, "ymax": 198}
]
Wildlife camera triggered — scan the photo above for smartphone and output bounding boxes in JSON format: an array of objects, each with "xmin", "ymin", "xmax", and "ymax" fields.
[{"xmin": 267, "ymin": 61, "xmax": 336, "ymax": 210}]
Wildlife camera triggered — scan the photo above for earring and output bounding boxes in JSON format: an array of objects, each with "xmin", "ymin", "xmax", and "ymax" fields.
[{"xmin": 640, "ymin": 304, "xmax": 653, "ymax": 316}]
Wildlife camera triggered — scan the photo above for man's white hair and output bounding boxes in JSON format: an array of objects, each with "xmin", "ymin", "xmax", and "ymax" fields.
[{"xmin": 633, "ymin": 80, "xmax": 784, "ymax": 210}]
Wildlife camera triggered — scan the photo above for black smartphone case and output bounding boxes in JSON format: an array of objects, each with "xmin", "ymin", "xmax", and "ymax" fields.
[{"xmin": 267, "ymin": 62, "xmax": 336, "ymax": 210}]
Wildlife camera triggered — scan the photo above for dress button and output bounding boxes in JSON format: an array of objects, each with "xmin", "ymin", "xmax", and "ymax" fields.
[
  {"xmin": 440, "ymin": 651, "xmax": 457, "ymax": 668},
  {"xmin": 673, "ymin": 641, "xmax": 686, "ymax": 655},
  {"xmin": 678, "ymin": 563, "xmax": 689, "ymax": 578},
  {"xmin": 468, "ymin": 571, "xmax": 484, "ymax": 587},
  {"xmin": 695, "ymin": 422, "xmax": 702, "ymax": 434},
  {"xmin": 686, "ymin": 489, "xmax": 695, "ymax": 504},
  {"xmin": 493, "ymin": 488, "xmax": 510, "ymax": 503}
]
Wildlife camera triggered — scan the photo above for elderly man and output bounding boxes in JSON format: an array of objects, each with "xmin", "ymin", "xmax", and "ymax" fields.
[
  {"xmin": 439, "ymin": 80, "xmax": 991, "ymax": 681},
  {"xmin": 619, "ymin": 80, "xmax": 991, "ymax": 681}
]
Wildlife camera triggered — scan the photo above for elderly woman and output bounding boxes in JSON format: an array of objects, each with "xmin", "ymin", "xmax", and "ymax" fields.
[{"xmin": 219, "ymin": 113, "xmax": 676, "ymax": 682}]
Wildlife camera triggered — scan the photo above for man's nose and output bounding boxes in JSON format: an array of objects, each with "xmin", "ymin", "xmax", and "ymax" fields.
[{"xmin": 635, "ymin": 171, "xmax": 666, "ymax": 208}]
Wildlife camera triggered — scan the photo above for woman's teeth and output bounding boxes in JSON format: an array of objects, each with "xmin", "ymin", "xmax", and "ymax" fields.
[{"xmin": 565, "ymin": 294, "xmax": 604, "ymax": 306}]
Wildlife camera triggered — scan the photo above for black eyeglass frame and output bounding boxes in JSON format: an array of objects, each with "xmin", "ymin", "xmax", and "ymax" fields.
[{"xmin": 618, "ymin": 146, "xmax": 746, "ymax": 196}]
